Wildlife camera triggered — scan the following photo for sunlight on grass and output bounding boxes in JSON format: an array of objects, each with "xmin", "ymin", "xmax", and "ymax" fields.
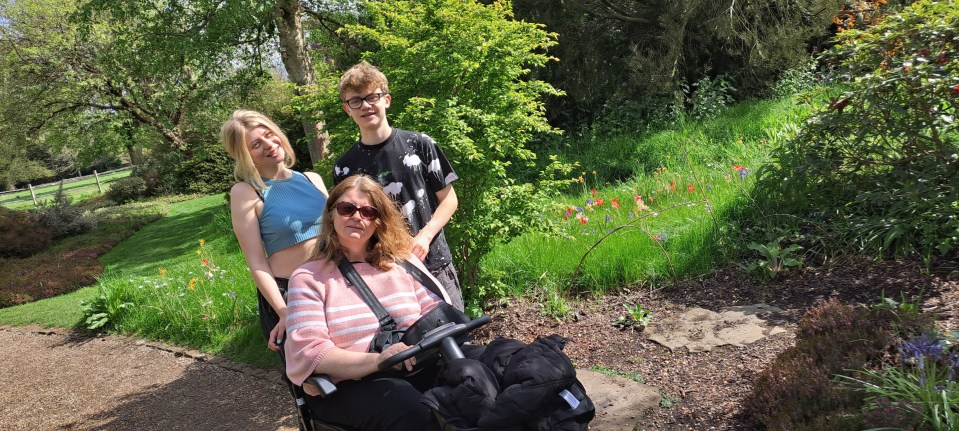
[
  {"xmin": 86, "ymin": 194, "xmax": 274, "ymax": 366},
  {"xmin": 481, "ymin": 98, "xmax": 810, "ymax": 296},
  {"xmin": 0, "ymin": 193, "xmax": 276, "ymax": 367},
  {"xmin": 0, "ymin": 169, "xmax": 131, "ymax": 210}
]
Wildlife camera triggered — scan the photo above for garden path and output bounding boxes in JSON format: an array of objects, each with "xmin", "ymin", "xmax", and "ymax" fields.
[{"xmin": 0, "ymin": 324, "xmax": 663, "ymax": 431}]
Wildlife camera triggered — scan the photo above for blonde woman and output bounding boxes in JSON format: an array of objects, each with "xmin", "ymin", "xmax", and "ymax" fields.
[{"xmin": 221, "ymin": 110, "xmax": 328, "ymax": 351}]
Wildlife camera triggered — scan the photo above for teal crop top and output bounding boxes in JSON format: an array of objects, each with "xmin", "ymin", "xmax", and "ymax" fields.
[{"xmin": 259, "ymin": 171, "xmax": 327, "ymax": 256}]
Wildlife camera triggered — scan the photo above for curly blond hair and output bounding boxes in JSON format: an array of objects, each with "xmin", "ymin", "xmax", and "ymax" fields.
[{"xmin": 338, "ymin": 61, "xmax": 390, "ymax": 97}]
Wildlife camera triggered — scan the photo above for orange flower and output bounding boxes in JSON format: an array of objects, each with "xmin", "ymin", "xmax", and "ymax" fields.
[{"xmin": 687, "ymin": 184, "xmax": 695, "ymax": 193}]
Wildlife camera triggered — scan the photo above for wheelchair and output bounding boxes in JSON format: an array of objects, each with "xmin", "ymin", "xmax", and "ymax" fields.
[{"xmin": 281, "ymin": 315, "xmax": 492, "ymax": 431}]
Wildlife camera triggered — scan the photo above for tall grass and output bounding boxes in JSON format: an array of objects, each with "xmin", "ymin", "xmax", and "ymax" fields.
[
  {"xmin": 480, "ymin": 98, "xmax": 811, "ymax": 297},
  {"xmin": 0, "ymin": 193, "xmax": 276, "ymax": 367},
  {"xmin": 84, "ymin": 194, "xmax": 274, "ymax": 365}
]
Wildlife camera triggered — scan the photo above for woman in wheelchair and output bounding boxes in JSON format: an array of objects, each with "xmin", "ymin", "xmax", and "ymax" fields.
[{"xmin": 283, "ymin": 174, "xmax": 453, "ymax": 430}]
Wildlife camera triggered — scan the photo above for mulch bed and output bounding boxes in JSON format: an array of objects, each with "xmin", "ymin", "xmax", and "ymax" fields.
[{"xmin": 476, "ymin": 256, "xmax": 959, "ymax": 430}]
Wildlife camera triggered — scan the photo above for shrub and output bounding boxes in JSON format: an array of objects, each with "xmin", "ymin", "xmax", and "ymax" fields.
[
  {"xmin": 170, "ymin": 142, "xmax": 235, "ymax": 195},
  {"xmin": 299, "ymin": 0, "xmax": 573, "ymax": 291},
  {"xmin": 106, "ymin": 176, "xmax": 148, "ymax": 204},
  {"xmin": 0, "ymin": 207, "xmax": 52, "ymax": 258},
  {"xmin": 31, "ymin": 185, "xmax": 95, "ymax": 240},
  {"xmin": 746, "ymin": 298, "xmax": 929, "ymax": 430},
  {"xmin": 755, "ymin": 0, "xmax": 959, "ymax": 259}
]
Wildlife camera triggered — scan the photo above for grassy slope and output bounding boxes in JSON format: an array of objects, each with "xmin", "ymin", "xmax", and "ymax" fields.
[
  {"xmin": 0, "ymin": 195, "xmax": 226, "ymax": 328},
  {"xmin": 481, "ymin": 98, "xmax": 809, "ymax": 296}
]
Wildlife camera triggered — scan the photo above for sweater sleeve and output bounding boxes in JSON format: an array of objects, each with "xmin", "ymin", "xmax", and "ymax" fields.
[{"xmin": 283, "ymin": 264, "xmax": 337, "ymax": 386}]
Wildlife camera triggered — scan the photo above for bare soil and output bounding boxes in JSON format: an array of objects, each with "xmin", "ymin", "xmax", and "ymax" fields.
[{"xmin": 1, "ymin": 256, "xmax": 956, "ymax": 431}]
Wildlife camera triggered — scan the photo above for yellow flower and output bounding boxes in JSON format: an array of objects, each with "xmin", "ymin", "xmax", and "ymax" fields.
[
  {"xmin": 199, "ymin": 239, "xmax": 206, "ymax": 247},
  {"xmin": 196, "ymin": 249, "xmax": 202, "ymax": 256},
  {"xmin": 189, "ymin": 278, "xmax": 198, "ymax": 291},
  {"xmin": 158, "ymin": 268, "xmax": 168, "ymax": 276}
]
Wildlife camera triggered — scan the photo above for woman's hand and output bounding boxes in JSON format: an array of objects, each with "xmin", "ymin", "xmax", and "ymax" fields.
[
  {"xmin": 268, "ymin": 312, "xmax": 288, "ymax": 352},
  {"xmin": 378, "ymin": 342, "xmax": 416, "ymax": 372}
]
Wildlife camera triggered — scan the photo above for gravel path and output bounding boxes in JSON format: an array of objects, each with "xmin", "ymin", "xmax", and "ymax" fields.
[{"xmin": 0, "ymin": 325, "xmax": 299, "ymax": 431}]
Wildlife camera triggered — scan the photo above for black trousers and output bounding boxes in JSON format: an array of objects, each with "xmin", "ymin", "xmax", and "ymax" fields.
[
  {"xmin": 304, "ymin": 375, "xmax": 437, "ymax": 430},
  {"xmin": 256, "ymin": 277, "xmax": 289, "ymax": 341}
]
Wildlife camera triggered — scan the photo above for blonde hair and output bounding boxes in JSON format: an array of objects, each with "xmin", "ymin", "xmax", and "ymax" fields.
[
  {"xmin": 220, "ymin": 110, "xmax": 296, "ymax": 190},
  {"xmin": 338, "ymin": 61, "xmax": 390, "ymax": 97},
  {"xmin": 311, "ymin": 175, "xmax": 411, "ymax": 270}
]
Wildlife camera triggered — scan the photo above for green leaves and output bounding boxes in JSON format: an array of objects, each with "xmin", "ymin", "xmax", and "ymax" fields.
[
  {"xmin": 756, "ymin": 0, "xmax": 959, "ymax": 259},
  {"xmin": 301, "ymin": 0, "xmax": 571, "ymax": 288},
  {"xmin": 742, "ymin": 236, "xmax": 804, "ymax": 281}
]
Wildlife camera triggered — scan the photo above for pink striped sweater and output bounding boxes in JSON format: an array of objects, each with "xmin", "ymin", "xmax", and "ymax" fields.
[{"xmin": 283, "ymin": 256, "xmax": 442, "ymax": 385}]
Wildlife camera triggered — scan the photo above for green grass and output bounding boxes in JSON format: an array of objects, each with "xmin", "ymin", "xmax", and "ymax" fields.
[
  {"xmin": 0, "ymin": 193, "xmax": 277, "ymax": 367},
  {"xmin": 0, "ymin": 168, "xmax": 131, "ymax": 210},
  {"xmin": 0, "ymin": 96, "xmax": 813, "ymax": 370},
  {"xmin": 480, "ymin": 97, "xmax": 811, "ymax": 296}
]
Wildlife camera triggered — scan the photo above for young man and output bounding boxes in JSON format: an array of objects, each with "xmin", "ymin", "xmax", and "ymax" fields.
[{"xmin": 332, "ymin": 61, "xmax": 464, "ymax": 311}]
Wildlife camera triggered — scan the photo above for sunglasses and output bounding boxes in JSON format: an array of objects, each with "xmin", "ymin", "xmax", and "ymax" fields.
[{"xmin": 334, "ymin": 201, "xmax": 380, "ymax": 220}]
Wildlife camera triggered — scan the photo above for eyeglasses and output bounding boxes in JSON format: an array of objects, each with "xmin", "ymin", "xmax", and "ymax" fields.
[
  {"xmin": 343, "ymin": 92, "xmax": 387, "ymax": 109},
  {"xmin": 334, "ymin": 201, "xmax": 380, "ymax": 220}
]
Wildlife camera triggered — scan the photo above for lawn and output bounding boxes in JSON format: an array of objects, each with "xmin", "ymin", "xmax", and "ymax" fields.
[{"xmin": 0, "ymin": 168, "xmax": 132, "ymax": 210}]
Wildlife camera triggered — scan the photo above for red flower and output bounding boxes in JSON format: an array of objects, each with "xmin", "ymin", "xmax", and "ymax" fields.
[
  {"xmin": 669, "ymin": 181, "xmax": 676, "ymax": 192},
  {"xmin": 594, "ymin": 198, "xmax": 605, "ymax": 206},
  {"xmin": 611, "ymin": 198, "xmax": 620, "ymax": 209},
  {"xmin": 687, "ymin": 184, "xmax": 695, "ymax": 193},
  {"xmin": 591, "ymin": 188, "xmax": 597, "ymax": 197},
  {"xmin": 952, "ymin": 85, "xmax": 959, "ymax": 96},
  {"xmin": 829, "ymin": 98, "xmax": 850, "ymax": 112}
]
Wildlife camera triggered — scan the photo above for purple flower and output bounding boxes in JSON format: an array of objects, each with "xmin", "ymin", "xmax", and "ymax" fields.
[
  {"xmin": 899, "ymin": 332, "xmax": 945, "ymax": 372},
  {"xmin": 948, "ymin": 351, "xmax": 959, "ymax": 382},
  {"xmin": 605, "ymin": 215, "xmax": 612, "ymax": 223},
  {"xmin": 739, "ymin": 168, "xmax": 748, "ymax": 180}
]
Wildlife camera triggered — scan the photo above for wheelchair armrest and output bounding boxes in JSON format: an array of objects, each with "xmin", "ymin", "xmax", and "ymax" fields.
[{"xmin": 307, "ymin": 374, "xmax": 338, "ymax": 397}]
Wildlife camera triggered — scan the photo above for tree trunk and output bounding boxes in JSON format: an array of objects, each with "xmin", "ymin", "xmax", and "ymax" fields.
[{"xmin": 274, "ymin": 0, "xmax": 327, "ymax": 164}]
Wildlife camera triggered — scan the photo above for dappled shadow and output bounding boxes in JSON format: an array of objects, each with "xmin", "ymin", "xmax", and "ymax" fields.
[
  {"xmin": 1, "ymin": 326, "xmax": 298, "ymax": 431},
  {"xmin": 70, "ymin": 363, "xmax": 297, "ymax": 431},
  {"xmin": 658, "ymin": 257, "xmax": 950, "ymax": 323}
]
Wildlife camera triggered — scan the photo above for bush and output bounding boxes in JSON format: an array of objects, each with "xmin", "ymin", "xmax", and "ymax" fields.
[
  {"xmin": 106, "ymin": 176, "xmax": 148, "ymax": 204},
  {"xmin": 746, "ymin": 298, "xmax": 930, "ymax": 430},
  {"xmin": 31, "ymin": 185, "xmax": 95, "ymax": 240},
  {"xmin": 169, "ymin": 142, "xmax": 235, "ymax": 195},
  {"xmin": 301, "ymin": 0, "xmax": 573, "ymax": 291},
  {"xmin": 754, "ymin": 0, "xmax": 959, "ymax": 259},
  {"xmin": 0, "ymin": 207, "xmax": 52, "ymax": 258}
]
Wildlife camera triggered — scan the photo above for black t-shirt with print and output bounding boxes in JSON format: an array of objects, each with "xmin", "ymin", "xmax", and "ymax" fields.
[{"xmin": 333, "ymin": 128, "xmax": 459, "ymax": 270}]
